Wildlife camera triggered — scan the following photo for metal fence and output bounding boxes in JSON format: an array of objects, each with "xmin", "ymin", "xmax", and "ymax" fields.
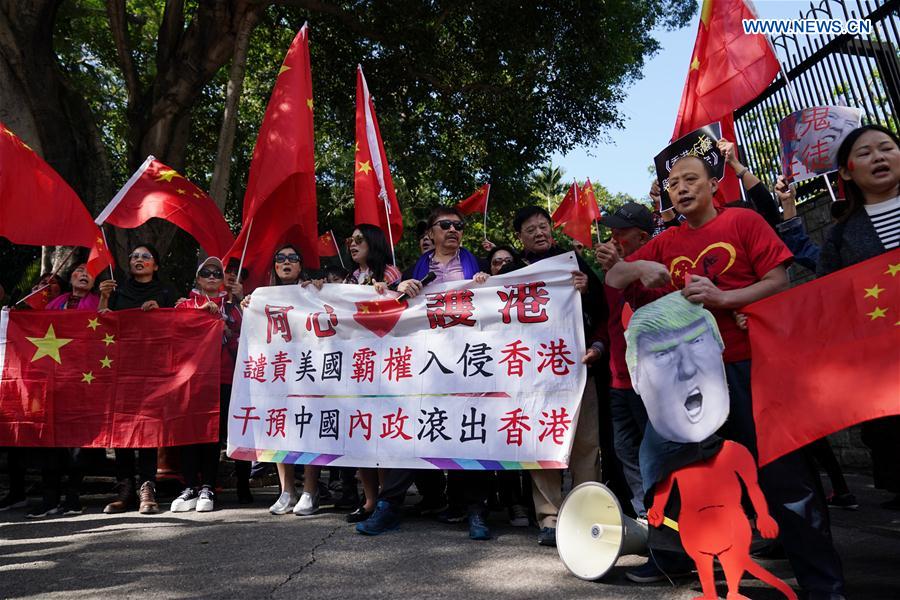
[{"xmin": 733, "ymin": 0, "xmax": 900, "ymax": 201}]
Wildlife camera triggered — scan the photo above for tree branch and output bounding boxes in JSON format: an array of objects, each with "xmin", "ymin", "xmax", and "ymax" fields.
[{"xmin": 104, "ymin": 0, "xmax": 141, "ymax": 105}]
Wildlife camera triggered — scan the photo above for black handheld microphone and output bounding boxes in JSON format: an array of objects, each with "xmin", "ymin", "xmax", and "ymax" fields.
[{"xmin": 397, "ymin": 271, "xmax": 436, "ymax": 302}]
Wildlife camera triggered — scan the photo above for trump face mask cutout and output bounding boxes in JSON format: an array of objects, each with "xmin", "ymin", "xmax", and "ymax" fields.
[{"xmin": 625, "ymin": 293, "xmax": 797, "ymax": 600}]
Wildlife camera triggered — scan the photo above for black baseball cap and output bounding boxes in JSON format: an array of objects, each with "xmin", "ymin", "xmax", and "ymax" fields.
[{"xmin": 601, "ymin": 202, "xmax": 654, "ymax": 233}]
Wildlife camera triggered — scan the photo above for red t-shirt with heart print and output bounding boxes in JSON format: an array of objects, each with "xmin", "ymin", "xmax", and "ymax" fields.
[{"xmin": 625, "ymin": 208, "xmax": 793, "ymax": 363}]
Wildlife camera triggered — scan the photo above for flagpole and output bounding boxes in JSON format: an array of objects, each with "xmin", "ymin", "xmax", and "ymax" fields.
[
  {"xmin": 236, "ymin": 218, "xmax": 253, "ymax": 284},
  {"xmin": 381, "ymin": 194, "xmax": 397, "ymax": 267},
  {"xmin": 331, "ymin": 229, "xmax": 346, "ymax": 269},
  {"xmin": 770, "ymin": 40, "xmax": 838, "ymax": 204},
  {"xmin": 100, "ymin": 227, "xmax": 115, "ymax": 279},
  {"xmin": 482, "ymin": 184, "xmax": 491, "ymax": 240},
  {"xmin": 95, "ymin": 155, "xmax": 155, "ymax": 226}
]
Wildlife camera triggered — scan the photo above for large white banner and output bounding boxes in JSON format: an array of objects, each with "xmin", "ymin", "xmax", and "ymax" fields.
[{"xmin": 227, "ymin": 253, "xmax": 586, "ymax": 470}]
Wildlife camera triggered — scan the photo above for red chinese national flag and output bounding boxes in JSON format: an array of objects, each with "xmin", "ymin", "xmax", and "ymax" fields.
[
  {"xmin": 673, "ymin": 0, "xmax": 779, "ymax": 203},
  {"xmin": 97, "ymin": 156, "xmax": 234, "ymax": 258},
  {"xmin": 455, "ymin": 184, "xmax": 490, "ymax": 216},
  {"xmin": 743, "ymin": 249, "xmax": 900, "ymax": 467},
  {"xmin": 580, "ymin": 179, "xmax": 602, "ymax": 222},
  {"xmin": 318, "ymin": 231, "xmax": 338, "ymax": 257},
  {"xmin": 355, "ymin": 65, "xmax": 403, "ymax": 246},
  {"xmin": 21, "ymin": 285, "xmax": 53, "ymax": 310},
  {"xmin": 0, "ymin": 123, "xmax": 113, "ymax": 277},
  {"xmin": 227, "ymin": 24, "xmax": 319, "ymax": 289},
  {"xmin": 552, "ymin": 182, "xmax": 596, "ymax": 248},
  {"xmin": 0, "ymin": 309, "xmax": 222, "ymax": 448}
]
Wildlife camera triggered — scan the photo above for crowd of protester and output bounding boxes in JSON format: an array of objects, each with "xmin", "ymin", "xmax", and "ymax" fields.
[{"xmin": 2, "ymin": 128, "xmax": 899, "ymax": 598}]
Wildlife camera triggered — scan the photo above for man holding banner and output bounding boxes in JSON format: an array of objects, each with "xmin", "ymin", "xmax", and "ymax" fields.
[{"xmin": 513, "ymin": 205, "xmax": 607, "ymax": 547}]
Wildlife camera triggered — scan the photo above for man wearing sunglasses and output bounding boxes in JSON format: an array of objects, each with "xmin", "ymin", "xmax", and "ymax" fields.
[
  {"xmin": 359, "ymin": 206, "xmax": 491, "ymax": 541},
  {"xmin": 512, "ymin": 205, "xmax": 609, "ymax": 548}
]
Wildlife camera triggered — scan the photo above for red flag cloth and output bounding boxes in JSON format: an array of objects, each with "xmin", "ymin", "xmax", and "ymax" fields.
[
  {"xmin": 743, "ymin": 248, "xmax": 900, "ymax": 467},
  {"xmin": 455, "ymin": 184, "xmax": 490, "ymax": 215},
  {"xmin": 580, "ymin": 179, "xmax": 603, "ymax": 222},
  {"xmin": 0, "ymin": 123, "xmax": 113, "ymax": 277},
  {"xmin": 318, "ymin": 231, "xmax": 338, "ymax": 257},
  {"xmin": 354, "ymin": 66, "xmax": 403, "ymax": 246},
  {"xmin": 0, "ymin": 309, "xmax": 222, "ymax": 448},
  {"xmin": 227, "ymin": 25, "xmax": 319, "ymax": 289},
  {"xmin": 673, "ymin": 0, "xmax": 779, "ymax": 204},
  {"xmin": 21, "ymin": 286, "xmax": 53, "ymax": 310},
  {"xmin": 552, "ymin": 182, "xmax": 596, "ymax": 248},
  {"xmin": 97, "ymin": 157, "xmax": 234, "ymax": 258}
]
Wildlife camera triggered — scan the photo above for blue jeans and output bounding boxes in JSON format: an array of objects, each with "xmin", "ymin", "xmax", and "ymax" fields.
[
  {"xmin": 609, "ymin": 387, "xmax": 648, "ymax": 516},
  {"xmin": 640, "ymin": 360, "xmax": 845, "ymax": 596}
]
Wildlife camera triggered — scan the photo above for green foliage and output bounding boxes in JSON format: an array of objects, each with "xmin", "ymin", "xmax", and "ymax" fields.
[{"xmin": 28, "ymin": 0, "xmax": 697, "ymax": 280}]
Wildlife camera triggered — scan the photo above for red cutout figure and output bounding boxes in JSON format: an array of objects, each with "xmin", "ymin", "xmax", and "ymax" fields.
[{"xmin": 649, "ymin": 440, "xmax": 797, "ymax": 600}]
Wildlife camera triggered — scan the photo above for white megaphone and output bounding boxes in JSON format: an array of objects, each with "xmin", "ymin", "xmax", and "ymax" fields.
[{"xmin": 556, "ymin": 481, "xmax": 649, "ymax": 580}]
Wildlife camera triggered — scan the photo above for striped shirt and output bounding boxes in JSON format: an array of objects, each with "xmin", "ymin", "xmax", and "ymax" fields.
[{"xmin": 865, "ymin": 196, "xmax": 900, "ymax": 250}]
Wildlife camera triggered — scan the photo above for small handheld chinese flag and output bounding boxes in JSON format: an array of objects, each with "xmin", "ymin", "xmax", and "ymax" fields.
[
  {"xmin": 552, "ymin": 182, "xmax": 597, "ymax": 248},
  {"xmin": 96, "ymin": 156, "xmax": 235, "ymax": 258},
  {"xmin": 318, "ymin": 231, "xmax": 338, "ymax": 257},
  {"xmin": 20, "ymin": 285, "xmax": 53, "ymax": 310},
  {"xmin": 227, "ymin": 24, "xmax": 319, "ymax": 289},
  {"xmin": 672, "ymin": 0, "xmax": 780, "ymax": 203},
  {"xmin": 0, "ymin": 122, "xmax": 113, "ymax": 277},
  {"xmin": 743, "ymin": 248, "xmax": 900, "ymax": 466},
  {"xmin": 354, "ymin": 65, "xmax": 403, "ymax": 248},
  {"xmin": 455, "ymin": 184, "xmax": 490, "ymax": 216}
]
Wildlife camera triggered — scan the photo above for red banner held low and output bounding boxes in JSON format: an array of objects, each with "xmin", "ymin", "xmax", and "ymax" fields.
[{"xmin": 0, "ymin": 309, "xmax": 222, "ymax": 448}]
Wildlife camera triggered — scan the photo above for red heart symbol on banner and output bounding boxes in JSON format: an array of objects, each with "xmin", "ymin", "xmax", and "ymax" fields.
[{"xmin": 353, "ymin": 299, "xmax": 408, "ymax": 337}]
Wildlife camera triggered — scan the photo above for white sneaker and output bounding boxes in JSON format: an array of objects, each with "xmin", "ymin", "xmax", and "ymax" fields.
[
  {"xmin": 196, "ymin": 486, "xmax": 215, "ymax": 512},
  {"xmin": 293, "ymin": 491, "xmax": 319, "ymax": 516},
  {"xmin": 171, "ymin": 488, "xmax": 198, "ymax": 512},
  {"xmin": 269, "ymin": 491, "xmax": 299, "ymax": 515}
]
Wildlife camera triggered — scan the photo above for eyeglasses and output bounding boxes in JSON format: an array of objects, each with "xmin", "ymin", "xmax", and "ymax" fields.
[
  {"xmin": 345, "ymin": 235, "xmax": 365, "ymax": 246},
  {"xmin": 433, "ymin": 220, "xmax": 465, "ymax": 231},
  {"xmin": 129, "ymin": 252, "xmax": 153, "ymax": 261},
  {"xmin": 274, "ymin": 253, "xmax": 301, "ymax": 264},
  {"xmin": 198, "ymin": 268, "xmax": 223, "ymax": 279},
  {"xmin": 491, "ymin": 257, "xmax": 513, "ymax": 266}
]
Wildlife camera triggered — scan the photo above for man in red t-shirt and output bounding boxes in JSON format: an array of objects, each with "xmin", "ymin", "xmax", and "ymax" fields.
[{"xmin": 606, "ymin": 155, "xmax": 845, "ymax": 597}]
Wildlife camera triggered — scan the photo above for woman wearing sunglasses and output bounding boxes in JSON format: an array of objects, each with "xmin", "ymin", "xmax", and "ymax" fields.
[
  {"xmin": 169, "ymin": 257, "xmax": 248, "ymax": 512},
  {"xmin": 240, "ymin": 244, "xmax": 324, "ymax": 516},
  {"xmin": 98, "ymin": 243, "xmax": 177, "ymax": 515}
]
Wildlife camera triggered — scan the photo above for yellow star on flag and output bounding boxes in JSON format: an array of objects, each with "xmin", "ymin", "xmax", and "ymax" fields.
[
  {"xmin": 176, "ymin": 188, "xmax": 186, "ymax": 195},
  {"xmin": 867, "ymin": 306, "xmax": 887, "ymax": 320},
  {"xmin": 885, "ymin": 263, "xmax": 900, "ymax": 276},
  {"xmin": 279, "ymin": 64, "xmax": 291, "ymax": 75},
  {"xmin": 81, "ymin": 371, "xmax": 95, "ymax": 384},
  {"xmin": 354, "ymin": 142, "xmax": 360, "ymax": 154},
  {"xmin": 155, "ymin": 169, "xmax": 182, "ymax": 183},
  {"xmin": 306, "ymin": 98, "xmax": 314, "ymax": 110},
  {"xmin": 357, "ymin": 160, "xmax": 372, "ymax": 174},
  {"xmin": 102, "ymin": 333, "xmax": 116, "ymax": 347},
  {"xmin": 690, "ymin": 56, "xmax": 700, "ymax": 71},
  {"xmin": 99, "ymin": 356, "xmax": 113, "ymax": 369},
  {"xmin": 87, "ymin": 318, "xmax": 100, "ymax": 331},
  {"xmin": 96, "ymin": 236, "xmax": 104, "ymax": 247},
  {"xmin": 864, "ymin": 284, "xmax": 885, "ymax": 299},
  {"xmin": 26, "ymin": 325, "xmax": 73, "ymax": 364}
]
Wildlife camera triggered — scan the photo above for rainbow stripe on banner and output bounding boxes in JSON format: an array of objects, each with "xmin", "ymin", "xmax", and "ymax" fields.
[{"xmin": 228, "ymin": 447, "xmax": 566, "ymax": 470}]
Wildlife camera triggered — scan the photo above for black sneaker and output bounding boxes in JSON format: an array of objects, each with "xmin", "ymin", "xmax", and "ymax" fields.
[
  {"xmin": 26, "ymin": 501, "xmax": 62, "ymax": 519},
  {"xmin": 537, "ymin": 526, "xmax": 556, "ymax": 547},
  {"xmin": 827, "ymin": 493, "xmax": 859, "ymax": 510},
  {"xmin": 0, "ymin": 493, "xmax": 27, "ymax": 512},
  {"xmin": 237, "ymin": 481, "xmax": 254, "ymax": 505},
  {"xmin": 436, "ymin": 506, "xmax": 467, "ymax": 524},
  {"xmin": 625, "ymin": 557, "xmax": 693, "ymax": 583},
  {"xmin": 410, "ymin": 495, "xmax": 448, "ymax": 517},
  {"xmin": 61, "ymin": 496, "xmax": 83, "ymax": 516}
]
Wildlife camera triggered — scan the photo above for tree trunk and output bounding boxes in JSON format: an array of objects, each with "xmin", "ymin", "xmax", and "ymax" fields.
[{"xmin": 210, "ymin": 10, "xmax": 258, "ymax": 211}]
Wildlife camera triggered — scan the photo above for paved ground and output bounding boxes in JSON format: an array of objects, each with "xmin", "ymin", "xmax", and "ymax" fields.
[{"xmin": 1, "ymin": 472, "xmax": 898, "ymax": 599}]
